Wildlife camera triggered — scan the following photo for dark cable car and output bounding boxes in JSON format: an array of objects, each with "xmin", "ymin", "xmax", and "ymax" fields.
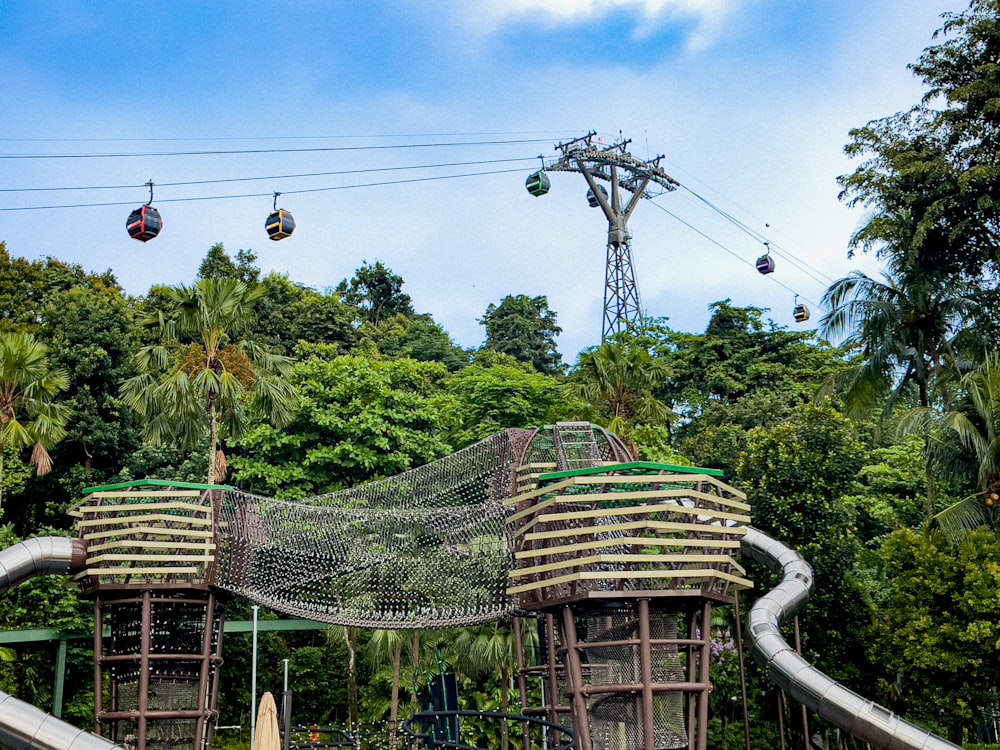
[
  {"xmin": 587, "ymin": 184, "xmax": 608, "ymax": 208},
  {"xmin": 265, "ymin": 192, "xmax": 295, "ymax": 241},
  {"xmin": 793, "ymin": 296, "xmax": 810, "ymax": 323},
  {"xmin": 525, "ymin": 170, "xmax": 550, "ymax": 197},
  {"xmin": 126, "ymin": 181, "xmax": 162, "ymax": 242},
  {"xmin": 756, "ymin": 243, "xmax": 775, "ymax": 274}
]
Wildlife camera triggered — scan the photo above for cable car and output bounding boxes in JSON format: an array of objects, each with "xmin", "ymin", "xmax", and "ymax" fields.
[
  {"xmin": 587, "ymin": 184, "xmax": 608, "ymax": 208},
  {"xmin": 793, "ymin": 301, "xmax": 810, "ymax": 323},
  {"xmin": 756, "ymin": 253, "xmax": 775, "ymax": 274},
  {"xmin": 525, "ymin": 170, "xmax": 550, "ymax": 197},
  {"xmin": 265, "ymin": 193, "xmax": 295, "ymax": 241},
  {"xmin": 126, "ymin": 182, "xmax": 162, "ymax": 242}
]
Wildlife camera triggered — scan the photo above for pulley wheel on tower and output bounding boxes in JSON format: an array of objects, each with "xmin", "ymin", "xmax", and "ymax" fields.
[
  {"xmin": 525, "ymin": 170, "xmax": 551, "ymax": 196},
  {"xmin": 587, "ymin": 184, "xmax": 608, "ymax": 208},
  {"xmin": 265, "ymin": 192, "xmax": 296, "ymax": 240}
]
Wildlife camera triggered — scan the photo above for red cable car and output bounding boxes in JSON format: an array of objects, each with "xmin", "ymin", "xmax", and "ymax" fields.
[{"xmin": 126, "ymin": 182, "xmax": 162, "ymax": 242}]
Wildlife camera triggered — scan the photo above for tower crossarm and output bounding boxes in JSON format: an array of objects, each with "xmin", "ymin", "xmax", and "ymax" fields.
[{"xmin": 545, "ymin": 139, "xmax": 679, "ymax": 198}]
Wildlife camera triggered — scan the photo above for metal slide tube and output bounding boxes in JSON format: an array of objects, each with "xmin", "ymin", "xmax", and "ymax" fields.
[
  {"xmin": 741, "ymin": 527, "xmax": 959, "ymax": 750},
  {"xmin": 0, "ymin": 537, "xmax": 122, "ymax": 750}
]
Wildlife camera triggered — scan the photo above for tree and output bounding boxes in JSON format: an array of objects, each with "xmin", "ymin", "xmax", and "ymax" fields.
[
  {"xmin": 569, "ymin": 335, "xmax": 671, "ymax": 454},
  {"xmin": 232, "ymin": 347, "xmax": 456, "ymax": 498},
  {"xmin": 0, "ymin": 332, "xmax": 71, "ymax": 516},
  {"xmin": 121, "ymin": 277, "xmax": 297, "ymax": 484},
  {"xmin": 738, "ymin": 404, "xmax": 870, "ymax": 687},
  {"xmin": 819, "ymin": 263, "xmax": 978, "ymax": 418},
  {"xmin": 900, "ymin": 350, "xmax": 1000, "ymax": 538},
  {"xmin": 197, "ymin": 243, "xmax": 261, "ymax": 284},
  {"xmin": 875, "ymin": 527, "xmax": 1000, "ymax": 744},
  {"xmin": 479, "ymin": 294, "xmax": 563, "ymax": 375},
  {"xmin": 445, "ymin": 352, "xmax": 570, "ymax": 446},
  {"xmin": 337, "ymin": 261, "xmax": 414, "ymax": 327},
  {"xmin": 450, "ymin": 621, "xmax": 537, "ymax": 750}
]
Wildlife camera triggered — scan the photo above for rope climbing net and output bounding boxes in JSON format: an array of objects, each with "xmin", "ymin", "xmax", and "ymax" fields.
[{"xmin": 215, "ymin": 431, "xmax": 522, "ymax": 629}]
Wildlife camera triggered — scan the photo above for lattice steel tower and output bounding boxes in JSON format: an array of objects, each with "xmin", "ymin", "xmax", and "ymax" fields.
[{"xmin": 528, "ymin": 133, "xmax": 679, "ymax": 341}]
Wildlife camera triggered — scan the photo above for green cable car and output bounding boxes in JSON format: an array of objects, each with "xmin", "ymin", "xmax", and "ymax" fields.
[{"xmin": 525, "ymin": 170, "xmax": 550, "ymax": 197}]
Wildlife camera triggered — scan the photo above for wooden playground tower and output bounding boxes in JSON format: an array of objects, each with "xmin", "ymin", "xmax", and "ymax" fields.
[
  {"xmin": 506, "ymin": 424, "xmax": 752, "ymax": 750},
  {"xmin": 70, "ymin": 479, "xmax": 231, "ymax": 750}
]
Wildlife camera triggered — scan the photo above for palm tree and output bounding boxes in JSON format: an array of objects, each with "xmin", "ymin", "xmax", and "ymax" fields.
[
  {"xmin": 900, "ymin": 351, "xmax": 1000, "ymax": 539},
  {"xmin": 570, "ymin": 336, "xmax": 671, "ymax": 455},
  {"xmin": 122, "ymin": 278, "xmax": 298, "ymax": 484},
  {"xmin": 0, "ymin": 332, "xmax": 71, "ymax": 514},
  {"xmin": 820, "ymin": 264, "xmax": 979, "ymax": 521},
  {"xmin": 451, "ymin": 620, "xmax": 538, "ymax": 750},
  {"xmin": 819, "ymin": 264, "xmax": 978, "ymax": 419}
]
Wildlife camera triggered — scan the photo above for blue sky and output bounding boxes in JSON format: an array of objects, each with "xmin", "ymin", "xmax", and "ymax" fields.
[{"xmin": 0, "ymin": 0, "xmax": 969, "ymax": 361}]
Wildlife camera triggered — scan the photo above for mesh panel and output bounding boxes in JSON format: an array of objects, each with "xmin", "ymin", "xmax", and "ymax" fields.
[
  {"xmin": 216, "ymin": 432, "xmax": 519, "ymax": 628},
  {"xmin": 582, "ymin": 609, "xmax": 687, "ymax": 750}
]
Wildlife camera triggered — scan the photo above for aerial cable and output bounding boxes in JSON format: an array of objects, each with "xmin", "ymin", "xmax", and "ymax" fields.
[
  {"xmin": 650, "ymin": 200, "xmax": 819, "ymax": 309},
  {"xmin": 0, "ymin": 166, "xmax": 528, "ymax": 212},
  {"xmin": 675, "ymin": 184, "xmax": 835, "ymax": 286},
  {"xmin": 0, "ymin": 130, "xmax": 579, "ymax": 143},
  {"xmin": 0, "ymin": 157, "xmax": 541, "ymax": 193},
  {"xmin": 0, "ymin": 137, "xmax": 561, "ymax": 160}
]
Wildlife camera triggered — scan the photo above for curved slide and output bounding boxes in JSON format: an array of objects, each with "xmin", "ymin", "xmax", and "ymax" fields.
[
  {"xmin": 0, "ymin": 536, "xmax": 121, "ymax": 750},
  {"xmin": 742, "ymin": 527, "xmax": 960, "ymax": 750}
]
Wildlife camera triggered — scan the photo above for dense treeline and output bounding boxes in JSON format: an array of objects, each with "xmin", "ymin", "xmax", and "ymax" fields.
[{"xmin": 2, "ymin": 2, "xmax": 1000, "ymax": 747}]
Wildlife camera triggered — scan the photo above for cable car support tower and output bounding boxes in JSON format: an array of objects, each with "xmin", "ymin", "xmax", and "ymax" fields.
[{"xmin": 532, "ymin": 133, "xmax": 679, "ymax": 341}]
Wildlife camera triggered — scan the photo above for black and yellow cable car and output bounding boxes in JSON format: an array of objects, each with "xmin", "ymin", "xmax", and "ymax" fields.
[
  {"xmin": 265, "ymin": 193, "xmax": 295, "ymax": 241},
  {"xmin": 793, "ymin": 296, "xmax": 810, "ymax": 323}
]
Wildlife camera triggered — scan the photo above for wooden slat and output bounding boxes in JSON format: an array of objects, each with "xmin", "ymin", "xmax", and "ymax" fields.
[
  {"xmin": 87, "ymin": 539, "xmax": 216, "ymax": 553},
  {"xmin": 73, "ymin": 566, "xmax": 200, "ymax": 580},
  {"xmin": 81, "ymin": 526, "xmax": 216, "ymax": 541},
  {"xmin": 507, "ymin": 568, "xmax": 753, "ymax": 596},
  {"xmin": 77, "ymin": 501, "xmax": 211, "ymax": 514},
  {"xmin": 509, "ymin": 553, "xmax": 747, "ymax": 579},
  {"xmin": 535, "ymin": 503, "xmax": 751, "ymax": 526},
  {"xmin": 514, "ymin": 536, "xmax": 740, "ymax": 559},
  {"xmin": 86, "ymin": 553, "xmax": 213, "ymax": 564},
  {"xmin": 520, "ymin": 518, "xmax": 747, "ymax": 542},
  {"xmin": 88, "ymin": 490, "xmax": 204, "ymax": 498},
  {"xmin": 76, "ymin": 513, "xmax": 214, "ymax": 528},
  {"xmin": 556, "ymin": 474, "xmax": 748, "ymax": 500}
]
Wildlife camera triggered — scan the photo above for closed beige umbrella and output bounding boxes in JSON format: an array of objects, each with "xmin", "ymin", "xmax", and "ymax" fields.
[{"xmin": 254, "ymin": 692, "xmax": 281, "ymax": 750}]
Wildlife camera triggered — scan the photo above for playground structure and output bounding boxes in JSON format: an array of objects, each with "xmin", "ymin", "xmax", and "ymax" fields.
[{"xmin": 0, "ymin": 423, "xmax": 963, "ymax": 750}]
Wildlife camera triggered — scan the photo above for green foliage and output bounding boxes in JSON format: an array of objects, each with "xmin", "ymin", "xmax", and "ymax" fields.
[
  {"xmin": 739, "ymin": 404, "xmax": 871, "ymax": 684},
  {"xmin": 197, "ymin": 243, "xmax": 261, "ymax": 284},
  {"xmin": 479, "ymin": 294, "xmax": 564, "ymax": 375},
  {"xmin": 337, "ymin": 260, "xmax": 415, "ymax": 327},
  {"xmin": 844, "ymin": 434, "xmax": 929, "ymax": 543},
  {"xmin": 364, "ymin": 313, "xmax": 470, "ymax": 371},
  {"xmin": 253, "ymin": 273, "xmax": 357, "ymax": 355},
  {"xmin": 0, "ymin": 525, "xmax": 92, "ymax": 722},
  {"xmin": 122, "ymin": 277, "xmax": 298, "ymax": 483},
  {"xmin": 445, "ymin": 354, "xmax": 569, "ymax": 445},
  {"xmin": 233, "ymin": 347, "xmax": 456, "ymax": 497},
  {"xmin": 650, "ymin": 303, "xmax": 844, "ymax": 469},
  {"xmin": 568, "ymin": 335, "xmax": 671, "ymax": 448},
  {"xmin": 874, "ymin": 528, "xmax": 1000, "ymax": 743},
  {"xmin": 43, "ymin": 283, "xmax": 139, "ymax": 473}
]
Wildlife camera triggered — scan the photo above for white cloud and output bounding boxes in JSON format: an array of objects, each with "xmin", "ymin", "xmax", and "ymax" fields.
[{"xmin": 460, "ymin": 0, "xmax": 742, "ymax": 49}]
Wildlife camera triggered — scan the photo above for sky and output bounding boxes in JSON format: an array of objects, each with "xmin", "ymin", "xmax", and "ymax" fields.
[{"xmin": 0, "ymin": 0, "xmax": 971, "ymax": 363}]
